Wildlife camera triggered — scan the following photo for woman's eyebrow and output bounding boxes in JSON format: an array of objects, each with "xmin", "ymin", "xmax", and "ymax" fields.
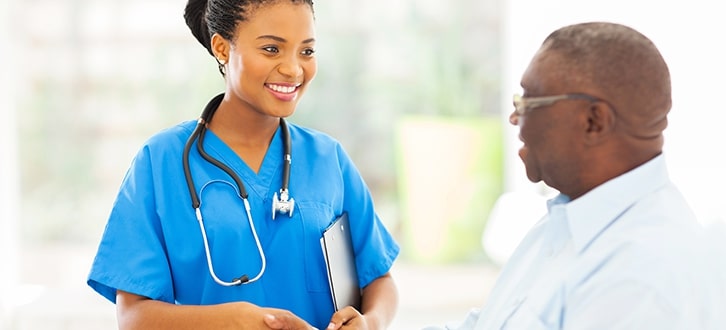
[{"xmin": 256, "ymin": 35, "xmax": 316, "ymax": 44}]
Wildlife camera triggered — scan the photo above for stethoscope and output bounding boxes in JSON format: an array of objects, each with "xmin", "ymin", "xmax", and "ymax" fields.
[{"xmin": 182, "ymin": 93, "xmax": 295, "ymax": 286}]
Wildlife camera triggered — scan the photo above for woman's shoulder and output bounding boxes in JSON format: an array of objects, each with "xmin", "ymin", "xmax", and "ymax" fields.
[
  {"xmin": 144, "ymin": 120, "xmax": 197, "ymax": 149},
  {"xmin": 287, "ymin": 121, "xmax": 343, "ymax": 148}
]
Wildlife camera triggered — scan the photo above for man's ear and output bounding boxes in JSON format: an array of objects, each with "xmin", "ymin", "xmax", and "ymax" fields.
[
  {"xmin": 211, "ymin": 33, "xmax": 229, "ymax": 64},
  {"xmin": 584, "ymin": 101, "xmax": 616, "ymax": 144}
]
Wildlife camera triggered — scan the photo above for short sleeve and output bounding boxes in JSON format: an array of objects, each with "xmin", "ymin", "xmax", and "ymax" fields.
[
  {"xmin": 87, "ymin": 145, "xmax": 175, "ymax": 304},
  {"xmin": 337, "ymin": 144, "xmax": 400, "ymax": 288}
]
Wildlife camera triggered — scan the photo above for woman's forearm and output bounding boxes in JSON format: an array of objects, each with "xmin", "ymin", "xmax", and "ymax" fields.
[
  {"xmin": 116, "ymin": 290, "xmax": 267, "ymax": 330},
  {"xmin": 359, "ymin": 272, "xmax": 398, "ymax": 330}
]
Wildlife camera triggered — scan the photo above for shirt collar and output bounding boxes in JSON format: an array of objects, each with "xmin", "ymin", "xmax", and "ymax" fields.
[{"xmin": 555, "ymin": 154, "xmax": 671, "ymax": 254}]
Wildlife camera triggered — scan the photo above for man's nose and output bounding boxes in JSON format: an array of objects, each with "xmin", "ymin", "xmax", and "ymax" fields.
[{"xmin": 509, "ymin": 110, "xmax": 520, "ymax": 125}]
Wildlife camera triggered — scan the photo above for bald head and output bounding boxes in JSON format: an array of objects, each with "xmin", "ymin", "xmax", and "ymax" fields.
[{"xmin": 540, "ymin": 22, "xmax": 671, "ymax": 141}]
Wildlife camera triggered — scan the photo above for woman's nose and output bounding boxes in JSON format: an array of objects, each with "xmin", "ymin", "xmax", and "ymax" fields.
[{"xmin": 278, "ymin": 57, "xmax": 303, "ymax": 78}]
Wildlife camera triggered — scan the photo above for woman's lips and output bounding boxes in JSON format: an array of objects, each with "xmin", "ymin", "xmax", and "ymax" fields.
[{"xmin": 266, "ymin": 83, "xmax": 301, "ymax": 102}]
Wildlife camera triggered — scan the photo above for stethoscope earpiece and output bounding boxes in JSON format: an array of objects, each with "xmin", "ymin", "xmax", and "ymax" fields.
[{"xmin": 231, "ymin": 275, "xmax": 250, "ymax": 285}]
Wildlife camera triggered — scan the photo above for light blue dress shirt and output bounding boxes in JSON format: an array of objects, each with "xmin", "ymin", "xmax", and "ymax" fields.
[{"xmin": 438, "ymin": 154, "xmax": 726, "ymax": 330}]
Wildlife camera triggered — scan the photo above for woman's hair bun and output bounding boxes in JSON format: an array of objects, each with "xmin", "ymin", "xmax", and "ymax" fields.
[{"xmin": 183, "ymin": 0, "xmax": 214, "ymax": 56}]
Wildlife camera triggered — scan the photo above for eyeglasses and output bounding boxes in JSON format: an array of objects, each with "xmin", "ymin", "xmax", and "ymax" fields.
[{"xmin": 512, "ymin": 93, "xmax": 602, "ymax": 116}]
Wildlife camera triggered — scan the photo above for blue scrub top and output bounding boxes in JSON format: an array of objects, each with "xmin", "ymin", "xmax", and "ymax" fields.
[{"xmin": 87, "ymin": 119, "xmax": 400, "ymax": 329}]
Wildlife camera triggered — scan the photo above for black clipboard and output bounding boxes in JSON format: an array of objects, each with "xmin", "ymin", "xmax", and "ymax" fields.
[{"xmin": 320, "ymin": 213, "xmax": 361, "ymax": 310}]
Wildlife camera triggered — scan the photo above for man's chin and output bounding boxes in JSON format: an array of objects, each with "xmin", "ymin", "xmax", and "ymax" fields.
[
  {"xmin": 525, "ymin": 170, "xmax": 541, "ymax": 183},
  {"xmin": 518, "ymin": 148, "xmax": 540, "ymax": 183}
]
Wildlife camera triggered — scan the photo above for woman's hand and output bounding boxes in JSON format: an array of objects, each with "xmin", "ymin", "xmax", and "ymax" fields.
[
  {"xmin": 324, "ymin": 272, "xmax": 397, "ymax": 330},
  {"xmin": 325, "ymin": 306, "xmax": 368, "ymax": 329}
]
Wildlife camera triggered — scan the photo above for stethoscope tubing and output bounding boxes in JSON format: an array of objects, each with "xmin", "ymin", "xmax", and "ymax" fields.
[
  {"xmin": 197, "ymin": 180, "xmax": 266, "ymax": 286},
  {"xmin": 183, "ymin": 92, "xmax": 226, "ymax": 208},
  {"xmin": 182, "ymin": 92, "xmax": 293, "ymax": 286}
]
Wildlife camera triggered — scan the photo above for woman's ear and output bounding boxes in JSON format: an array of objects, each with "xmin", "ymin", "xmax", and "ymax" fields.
[{"xmin": 211, "ymin": 33, "xmax": 229, "ymax": 64}]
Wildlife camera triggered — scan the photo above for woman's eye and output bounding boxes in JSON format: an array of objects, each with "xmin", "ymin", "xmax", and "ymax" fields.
[
  {"xmin": 301, "ymin": 48, "xmax": 316, "ymax": 56},
  {"xmin": 262, "ymin": 46, "xmax": 279, "ymax": 53}
]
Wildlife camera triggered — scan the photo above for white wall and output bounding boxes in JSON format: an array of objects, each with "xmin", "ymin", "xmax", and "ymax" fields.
[
  {"xmin": 502, "ymin": 0, "xmax": 726, "ymax": 224},
  {"xmin": 0, "ymin": 0, "xmax": 20, "ymax": 325}
]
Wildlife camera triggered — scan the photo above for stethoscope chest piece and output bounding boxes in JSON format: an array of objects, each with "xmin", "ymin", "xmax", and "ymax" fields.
[{"xmin": 272, "ymin": 189, "xmax": 295, "ymax": 220}]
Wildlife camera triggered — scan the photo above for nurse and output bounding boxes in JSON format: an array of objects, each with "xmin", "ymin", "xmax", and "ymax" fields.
[{"xmin": 86, "ymin": 0, "xmax": 400, "ymax": 329}]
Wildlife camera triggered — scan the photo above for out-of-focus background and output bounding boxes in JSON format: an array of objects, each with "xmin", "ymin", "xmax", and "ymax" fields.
[{"xmin": 1, "ymin": 0, "xmax": 724, "ymax": 329}]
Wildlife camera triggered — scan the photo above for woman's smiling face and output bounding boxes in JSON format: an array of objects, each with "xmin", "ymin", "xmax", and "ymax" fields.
[{"xmin": 216, "ymin": 2, "xmax": 317, "ymax": 119}]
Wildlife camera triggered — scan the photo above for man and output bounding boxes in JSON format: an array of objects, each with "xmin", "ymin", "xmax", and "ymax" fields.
[
  {"xmin": 263, "ymin": 21, "xmax": 726, "ymax": 330},
  {"xmin": 432, "ymin": 21, "xmax": 726, "ymax": 330}
]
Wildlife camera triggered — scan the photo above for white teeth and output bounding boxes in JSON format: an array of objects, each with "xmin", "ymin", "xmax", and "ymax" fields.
[{"xmin": 268, "ymin": 84, "xmax": 298, "ymax": 94}]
